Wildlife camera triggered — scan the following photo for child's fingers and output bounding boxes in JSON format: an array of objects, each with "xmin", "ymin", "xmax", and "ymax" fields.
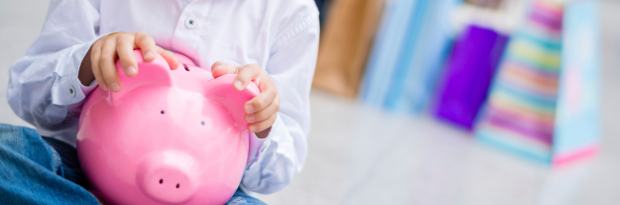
[
  {"xmin": 116, "ymin": 34, "xmax": 138, "ymax": 77},
  {"xmin": 248, "ymin": 114, "xmax": 277, "ymax": 133},
  {"xmin": 157, "ymin": 47, "xmax": 180, "ymax": 70},
  {"xmin": 234, "ymin": 64, "xmax": 261, "ymax": 91},
  {"xmin": 100, "ymin": 36, "xmax": 121, "ymax": 92},
  {"xmin": 210, "ymin": 61, "xmax": 237, "ymax": 78},
  {"xmin": 245, "ymin": 96, "xmax": 280, "ymax": 123},
  {"xmin": 134, "ymin": 32, "xmax": 157, "ymax": 62},
  {"xmin": 90, "ymin": 40, "xmax": 108, "ymax": 91},
  {"xmin": 244, "ymin": 85, "xmax": 278, "ymax": 114}
]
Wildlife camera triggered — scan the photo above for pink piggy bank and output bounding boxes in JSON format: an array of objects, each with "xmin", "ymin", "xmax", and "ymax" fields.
[{"xmin": 76, "ymin": 50, "xmax": 259, "ymax": 204}]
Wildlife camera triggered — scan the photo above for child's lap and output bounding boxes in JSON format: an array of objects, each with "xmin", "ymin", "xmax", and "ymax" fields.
[
  {"xmin": 0, "ymin": 124, "xmax": 265, "ymax": 205},
  {"xmin": 0, "ymin": 123, "xmax": 99, "ymax": 204}
]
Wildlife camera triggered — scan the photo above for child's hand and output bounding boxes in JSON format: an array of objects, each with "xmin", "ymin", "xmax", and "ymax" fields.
[
  {"xmin": 78, "ymin": 32, "xmax": 179, "ymax": 92},
  {"xmin": 211, "ymin": 62, "xmax": 280, "ymax": 139}
]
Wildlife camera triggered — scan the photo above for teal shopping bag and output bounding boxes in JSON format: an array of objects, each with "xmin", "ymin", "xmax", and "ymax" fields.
[{"xmin": 360, "ymin": 0, "xmax": 460, "ymax": 114}]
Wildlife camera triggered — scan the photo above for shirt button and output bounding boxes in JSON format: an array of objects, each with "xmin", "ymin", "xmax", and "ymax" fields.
[
  {"xmin": 68, "ymin": 85, "xmax": 76, "ymax": 98},
  {"xmin": 185, "ymin": 18, "xmax": 197, "ymax": 29}
]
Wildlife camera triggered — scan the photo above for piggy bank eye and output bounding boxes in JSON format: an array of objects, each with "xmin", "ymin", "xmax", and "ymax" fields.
[
  {"xmin": 161, "ymin": 110, "xmax": 165, "ymax": 114},
  {"xmin": 201, "ymin": 121, "xmax": 205, "ymax": 126},
  {"xmin": 183, "ymin": 64, "xmax": 190, "ymax": 71}
]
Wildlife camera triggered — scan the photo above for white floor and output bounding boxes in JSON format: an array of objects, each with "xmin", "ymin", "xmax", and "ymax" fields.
[{"xmin": 1, "ymin": 1, "xmax": 619, "ymax": 205}]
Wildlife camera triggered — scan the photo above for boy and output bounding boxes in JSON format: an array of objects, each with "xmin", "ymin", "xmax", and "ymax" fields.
[{"xmin": 2, "ymin": 0, "xmax": 319, "ymax": 204}]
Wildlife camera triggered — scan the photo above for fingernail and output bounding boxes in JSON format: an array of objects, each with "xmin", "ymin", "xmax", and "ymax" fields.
[
  {"xmin": 127, "ymin": 66, "xmax": 137, "ymax": 76},
  {"xmin": 234, "ymin": 80, "xmax": 244, "ymax": 90},
  {"xmin": 249, "ymin": 125, "xmax": 257, "ymax": 133},
  {"xmin": 246, "ymin": 115, "xmax": 255, "ymax": 123},
  {"xmin": 145, "ymin": 51, "xmax": 156, "ymax": 60},
  {"xmin": 110, "ymin": 83, "xmax": 120, "ymax": 92},
  {"xmin": 245, "ymin": 105, "xmax": 254, "ymax": 113}
]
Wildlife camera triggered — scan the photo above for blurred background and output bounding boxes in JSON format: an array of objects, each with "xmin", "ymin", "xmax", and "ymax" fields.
[{"xmin": 1, "ymin": 0, "xmax": 619, "ymax": 204}]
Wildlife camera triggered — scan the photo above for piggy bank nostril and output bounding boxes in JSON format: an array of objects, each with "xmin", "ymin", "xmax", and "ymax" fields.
[{"xmin": 137, "ymin": 151, "xmax": 198, "ymax": 203}]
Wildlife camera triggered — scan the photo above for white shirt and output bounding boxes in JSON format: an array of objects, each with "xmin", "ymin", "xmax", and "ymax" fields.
[{"xmin": 8, "ymin": 0, "xmax": 319, "ymax": 194}]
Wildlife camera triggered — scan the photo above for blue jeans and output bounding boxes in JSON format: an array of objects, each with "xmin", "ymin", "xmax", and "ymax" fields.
[{"xmin": 0, "ymin": 124, "xmax": 265, "ymax": 205}]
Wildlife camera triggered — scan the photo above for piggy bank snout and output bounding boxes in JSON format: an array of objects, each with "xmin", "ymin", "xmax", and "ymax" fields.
[{"xmin": 137, "ymin": 151, "xmax": 200, "ymax": 204}]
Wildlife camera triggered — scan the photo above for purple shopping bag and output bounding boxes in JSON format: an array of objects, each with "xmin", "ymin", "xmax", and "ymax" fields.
[{"xmin": 434, "ymin": 25, "xmax": 509, "ymax": 130}]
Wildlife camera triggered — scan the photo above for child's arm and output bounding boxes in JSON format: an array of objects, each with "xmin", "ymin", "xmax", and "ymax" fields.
[
  {"xmin": 8, "ymin": 1, "xmax": 102, "ymax": 134},
  {"xmin": 244, "ymin": 16, "xmax": 319, "ymax": 194},
  {"xmin": 8, "ymin": 1, "xmax": 177, "ymax": 138},
  {"xmin": 212, "ymin": 13, "xmax": 320, "ymax": 194}
]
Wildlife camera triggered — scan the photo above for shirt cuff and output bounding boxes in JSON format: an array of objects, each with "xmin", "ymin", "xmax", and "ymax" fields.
[
  {"xmin": 53, "ymin": 39, "xmax": 99, "ymax": 113},
  {"xmin": 52, "ymin": 33, "xmax": 111, "ymax": 109},
  {"xmin": 53, "ymin": 55, "xmax": 90, "ymax": 102},
  {"xmin": 63, "ymin": 73, "xmax": 99, "ymax": 115},
  {"xmin": 80, "ymin": 79, "xmax": 99, "ymax": 96},
  {"xmin": 245, "ymin": 114, "xmax": 283, "ymax": 168}
]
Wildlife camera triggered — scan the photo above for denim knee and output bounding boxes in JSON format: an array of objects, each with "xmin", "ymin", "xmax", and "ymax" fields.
[{"xmin": 0, "ymin": 123, "xmax": 59, "ymax": 172}]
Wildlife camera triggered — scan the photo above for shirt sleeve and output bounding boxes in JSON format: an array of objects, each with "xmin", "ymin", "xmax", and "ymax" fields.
[
  {"xmin": 7, "ymin": 0, "xmax": 101, "ymax": 135},
  {"xmin": 240, "ymin": 13, "xmax": 319, "ymax": 194}
]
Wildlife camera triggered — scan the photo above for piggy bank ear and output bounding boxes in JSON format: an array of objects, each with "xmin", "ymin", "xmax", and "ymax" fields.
[
  {"xmin": 108, "ymin": 50, "xmax": 173, "ymax": 104},
  {"xmin": 204, "ymin": 74, "xmax": 261, "ymax": 131}
]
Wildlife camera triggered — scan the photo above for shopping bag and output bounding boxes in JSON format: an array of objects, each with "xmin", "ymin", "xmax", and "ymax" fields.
[
  {"xmin": 312, "ymin": 0, "xmax": 385, "ymax": 98},
  {"xmin": 360, "ymin": 0, "xmax": 419, "ymax": 105},
  {"xmin": 433, "ymin": 25, "xmax": 509, "ymax": 130},
  {"xmin": 360, "ymin": 0, "xmax": 460, "ymax": 113},
  {"xmin": 474, "ymin": 0, "xmax": 600, "ymax": 165}
]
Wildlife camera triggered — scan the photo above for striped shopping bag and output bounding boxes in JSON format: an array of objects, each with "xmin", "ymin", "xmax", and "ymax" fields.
[{"xmin": 474, "ymin": 0, "xmax": 600, "ymax": 165}]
